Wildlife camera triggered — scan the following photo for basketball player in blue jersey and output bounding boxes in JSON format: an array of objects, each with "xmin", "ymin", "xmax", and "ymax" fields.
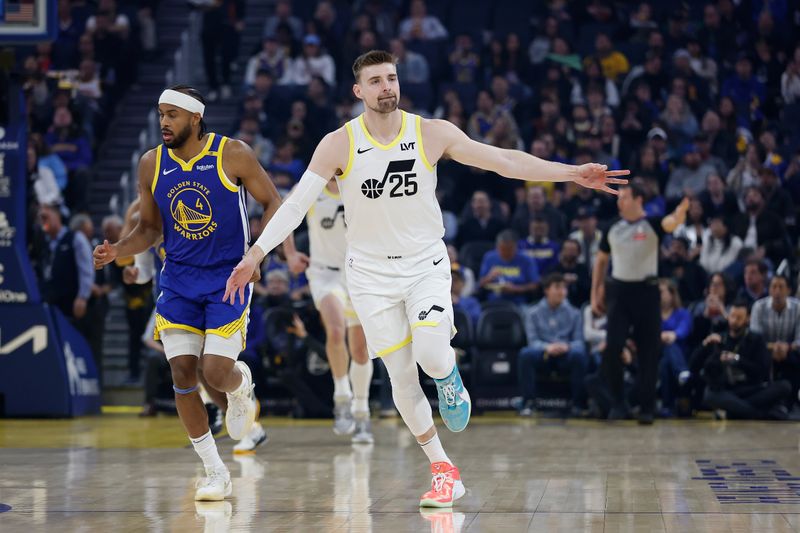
[
  {"xmin": 94, "ymin": 85, "xmax": 281, "ymax": 501},
  {"xmin": 225, "ymin": 50, "xmax": 628, "ymax": 508}
]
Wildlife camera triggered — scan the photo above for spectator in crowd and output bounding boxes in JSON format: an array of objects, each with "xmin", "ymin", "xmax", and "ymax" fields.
[
  {"xmin": 456, "ymin": 190, "xmax": 505, "ymax": 248},
  {"xmin": 691, "ymin": 272, "xmax": 731, "ymax": 347},
  {"xmin": 468, "ymin": 91, "xmax": 522, "ymax": 149},
  {"xmin": 551, "ymin": 238, "xmax": 591, "ymax": 308},
  {"xmin": 285, "ymin": 34, "xmax": 336, "ymax": 86},
  {"xmin": 727, "ymin": 142, "xmax": 764, "ymax": 204},
  {"xmin": 34, "ymin": 204, "xmax": 93, "ymax": 326},
  {"xmin": 518, "ymin": 216, "xmax": 560, "ymax": 275},
  {"xmin": 781, "ymin": 47, "xmax": 800, "ymax": 104},
  {"xmin": 448, "ymin": 33, "xmax": 481, "ymax": 85},
  {"xmin": 583, "ymin": 304, "xmax": 607, "ymax": 369},
  {"xmin": 699, "ymin": 216, "xmax": 743, "ymax": 274},
  {"xmin": 511, "ymin": 185, "xmax": 567, "ymax": 241},
  {"xmin": 44, "ymin": 106, "xmax": 91, "ymax": 212},
  {"xmin": 659, "ymin": 236, "xmax": 707, "ymax": 304},
  {"xmin": 86, "ymin": 0, "xmax": 129, "ymax": 39},
  {"xmin": 479, "ymin": 230, "xmax": 539, "ymax": 306},
  {"xmin": 451, "ymin": 265, "xmax": 481, "ymax": 329},
  {"xmin": 27, "ymin": 145, "xmax": 63, "ymax": 209},
  {"xmin": 585, "ymin": 32, "xmax": 629, "ymax": 83},
  {"xmin": 447, "ymin": 245, "xmax": 476, "ymax": 297},
  {"xmin": 245, "ymin": 36, "xmax": 290, "ymax": 87},
  {"xmin": 234, "ymin": 115, "xmax": 274, "ymax": 168},
  {"xmin": 732, "ymin": 186, "xmax": 790, "ymax": 267},
  {"xmin": 569, "ymin": 206, "xmax": 602, "ymax": 269},
  {"xmin": 71, "ymin": 213, "xmax": 111, "ymax": 376},
  {"xmin": 694, "ymin": 133, "xmax": 727, "ymax": 177},
  {"xmin": 665, "ymin": 143, "xmax": 716, "ymax": 200},
  {"xmin": 759, "ymin": 167, "xmax": 796, "ymax": 232},
  {"xmin": 750, "ymin": 275, "xmax": 800, "ymax": 401},
  {"xmin": 268, "ymin": 139, "xmax": 305, "ymax": 184},
  {"xmin": 390, "ymin": 38, "xmax": 430, "ymax": 85},
  {"xmin": 698, "ymin": 172, "xmax": 739, "ymax": 221},
  {"xmin": 700, "ymin": 110, "xmax": 738, "ymax": 167},
  {"xmin": 737, "ymin": 259, "xmax": 770, "ymax": 309},
  {"xmin": 518, "ymin": 273, "xmax": 587, "ymax": 417},
  {"xmin": 721, "ymin": 55, "xmax": 765, "ymax": 125},
  {"xmin": 262, "ymin": 0, "xmax": 303, "ymax": 41},
  {"xmin": 674, "ymin": 197, "xmax": 706, "ymax": 254},
  {"xmin": 398, "ymin": 0, "xmax": 447, "ymax": 42},
  {"xmin": 697, "ymin": 300, "xmax": 791, "ymax": 420},
  {"xmin": 658, "ymin": 279, "xmax": 692, "ymax": 416}
]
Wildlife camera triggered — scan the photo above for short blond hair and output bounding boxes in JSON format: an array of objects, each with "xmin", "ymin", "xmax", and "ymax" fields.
[{"xmin": 352, "ymin": 50, "xmax": 397, "ymax": 81}]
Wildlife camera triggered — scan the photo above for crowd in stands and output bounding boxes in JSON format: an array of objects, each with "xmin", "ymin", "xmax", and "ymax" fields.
[{"xmin": 19, "ymin": 0, "xmax": 800, "ymax": 420}]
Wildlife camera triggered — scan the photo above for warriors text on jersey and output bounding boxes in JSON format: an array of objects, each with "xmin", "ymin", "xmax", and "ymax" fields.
[
  {"xmin": 151, "ymin": 133, "xmax": 249, "ymax": 269},
  {"xmin": 306, "ymin": 186, "xmax": 346, "ymax": 268},
  {"xmin": 336, "ymin": 111, "xmax": 444, "ymax": 258}
]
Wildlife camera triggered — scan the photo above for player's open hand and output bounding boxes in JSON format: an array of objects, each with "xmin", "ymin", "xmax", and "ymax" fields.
[
  {"xmin": 224, "ymin": 254, "xmax": 258, "ymax": 305},
  {"xmin": 93, "ymin": 240, "xmax": 118, "ymax": 269},
  {"xmin": 574, "ymin": 163, "xmax": 629, "ymax": 195}
]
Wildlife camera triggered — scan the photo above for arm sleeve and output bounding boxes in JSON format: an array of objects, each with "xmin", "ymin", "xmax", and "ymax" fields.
[
  {"xmin": 525, "ymin": 309, "xmax": 546, "ymax": 352},
  {"xmin": 134, "ymin": 251, "xmax": 155, "ymax": 284},
  {"xmin": 598, "ymin": 225, "xmax": 611, "ymax": 253},
  {"xmin": 749, "ymin": 301, "xmax": 764, "ymax": 335},
  {"xmin": 649, "ymin": 217, "xmax": 666, "ymax": 240},
  {"xmin": 673, "ymin": 309, "xmax": 692, "ymax": 341},
  {"xmin": 253, "ymin": 170, "xmax": 328, "ymax": 256},
  {"xmin": 73, "ymin": 232, "xmax": 95, "ymax": 300}
]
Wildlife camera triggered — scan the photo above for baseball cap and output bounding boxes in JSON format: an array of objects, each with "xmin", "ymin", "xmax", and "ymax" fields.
[{"xmin": 647, "ymin": 127, "xmax": 667, "ymax": 141}]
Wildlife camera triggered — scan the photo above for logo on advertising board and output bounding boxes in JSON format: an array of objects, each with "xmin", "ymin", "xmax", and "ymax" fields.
[
  {"xmin": 63, "ymin": 342, "xmax": 100, "ymax": 396},
  {"xmin": 0, "ymin": 211, "xmax": 15, "ymax": 247}
]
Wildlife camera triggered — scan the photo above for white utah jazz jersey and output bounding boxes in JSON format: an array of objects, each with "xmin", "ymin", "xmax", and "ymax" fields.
[
  {"xmin": 336, "ymin": 111, "xmax": 444, "ymax": 257},
  {"xmin": 306, "ymin": 187, "xmax": 346, "ymax": 268}
]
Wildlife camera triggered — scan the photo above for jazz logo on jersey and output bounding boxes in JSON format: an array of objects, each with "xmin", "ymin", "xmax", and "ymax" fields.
[
  {"xmin": 167, "ymin": 181, "xmax": 217, "ymax": 240},
  {"xmin": 321, "ymin": 205, "xmax": 345, "ymax": 229},
  {"xmin": 360, "ymin": 159, "xmax": 418, "ymax": 199}
]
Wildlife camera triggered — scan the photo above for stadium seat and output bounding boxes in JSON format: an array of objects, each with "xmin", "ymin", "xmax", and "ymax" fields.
[
  {"xmin": 458, "ymin": 240, "xmax": 494, "ymax": 277},
  {"xmin": 471, "ymin": 306, "xmax": 527, "ymax": 410}
]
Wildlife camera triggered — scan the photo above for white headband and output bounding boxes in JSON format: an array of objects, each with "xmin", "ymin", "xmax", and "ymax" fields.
[{"xmin": 158, "ymin": 89, "xmax": 205, "ymax": 117}]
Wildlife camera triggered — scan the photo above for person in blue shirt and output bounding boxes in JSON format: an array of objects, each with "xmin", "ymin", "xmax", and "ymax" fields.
[
  {"xmin": 517, "ymin": 273, "xmax": 587, "ymax": 416},
  {"xmin": 658, "ymin": 278, "xmax": 693, "ymax": 416},
  {"xmin": 518, "ymin": 216, "xmax": 560, "ymax": 275},
  {"xmin": 479, "ymin": 230, "xmax": 540, "ymax": 305}
]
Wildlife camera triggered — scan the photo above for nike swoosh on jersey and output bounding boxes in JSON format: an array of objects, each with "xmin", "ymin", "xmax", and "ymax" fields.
[
  {"xmin": 356, "ymin": 147, "xmax": 374, "ymax": 154},
  {"xmin": 163, "ymin": 167, "xmax": 178, "ymax": 175},
  {"xmin": 433, "ymin": 257, "xmax": 444, "ymax": 265}
]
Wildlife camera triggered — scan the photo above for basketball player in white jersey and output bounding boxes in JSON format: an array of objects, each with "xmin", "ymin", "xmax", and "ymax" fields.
[
  {"xmin": 283, "ymin": 179, "xmax": 374, "ymax": 443},
  {"xmin": 224, "ymin": 50, "xmax": 628, "ymax": 507}
]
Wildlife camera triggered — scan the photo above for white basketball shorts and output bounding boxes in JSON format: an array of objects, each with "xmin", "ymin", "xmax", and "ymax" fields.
[
  {"xmin": 306, "ymin": 264, "xmax": 360, "ymax": 328},
  {"xmin": 345, "ymin": 239, "xmax": 454, "ymax": 359}
]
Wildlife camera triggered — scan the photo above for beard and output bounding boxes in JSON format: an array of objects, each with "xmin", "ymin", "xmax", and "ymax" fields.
[
  {"xmin": 368, "ymin": 95, "xmax": 398, "ymax": 114},
  {"xmin": 164, "ymin": 123, "xmax": 193, "ymax": 149}
]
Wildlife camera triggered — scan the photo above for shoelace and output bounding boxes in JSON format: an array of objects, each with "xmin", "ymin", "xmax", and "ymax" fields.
[
  {"xmin": 442, "ymin": 383, "xmax": 457, "ymax": 407},
  {"xmin": 196, "ymin": 469, "xmax": 227, "ymax": 489},
  {"xmin": 431, "ymin": 472, "xmax": 447, "ymax": 493}
]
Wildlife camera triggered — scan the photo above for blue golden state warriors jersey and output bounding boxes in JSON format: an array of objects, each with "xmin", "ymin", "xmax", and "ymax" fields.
[{"xmin": 151, "ymin": 133, "xmax": 249, "ymax": 269}]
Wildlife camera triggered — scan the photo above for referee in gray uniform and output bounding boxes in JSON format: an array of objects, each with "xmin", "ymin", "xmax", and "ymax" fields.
[{"xmin": 591, "ymin": 184, "xmax": 689, "ymax": 423}]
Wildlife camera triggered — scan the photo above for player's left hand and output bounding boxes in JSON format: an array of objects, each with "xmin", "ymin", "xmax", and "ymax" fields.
[
  {"xmin": 574, "ymin": 163, "xmax": 629, "ymax": 195},
  {"xmin": 224, "ymin": 255, "xmax": 258, "ymax": 305}
]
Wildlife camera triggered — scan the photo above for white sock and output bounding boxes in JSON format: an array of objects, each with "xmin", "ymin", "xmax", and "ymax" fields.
[
  {"xmin": 349, "ymin": 360, "xmax": 373, "ymax": 413},
  {"xmin": 419, "ymin": 433, "xmax": 451, "ymax": 465},
  {"xmin": 190, "ymin": 431, "xmax": 225, "ymax": 471},
  {"xmin": 333, "ymin": 374, "xmax": 352, "ymax": 400}
]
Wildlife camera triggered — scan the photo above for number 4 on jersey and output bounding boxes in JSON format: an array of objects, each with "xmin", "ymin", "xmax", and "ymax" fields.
[{"xmin": 360, "ymin": 159, "xmax": 417, "ymax": 199}]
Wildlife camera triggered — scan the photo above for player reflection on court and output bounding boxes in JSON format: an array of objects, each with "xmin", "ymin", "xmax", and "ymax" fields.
[
  {"xmin": 335, "ymin": 446, "xmax": 373, "ymax": 531},
  {"xmin": 193, "ymin": 454, "xmax": 265, "ymax": 532},
  {"xmin": 420, "ymin": 509, "xmax": 466, "ymax": 532}
]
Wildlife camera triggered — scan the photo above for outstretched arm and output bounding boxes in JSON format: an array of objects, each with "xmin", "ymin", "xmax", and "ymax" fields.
[
  {"xmin": 427, "ymin": 119, "xmax": 628, "ymax": 194},
  {"xmin": 661, "ymin": 197, "xmax": 690, "ymax": 234},
  {"xmin": 93, "ymin": 150, "xmax": 162, "ymax": 268},
  {"xmin": 224, "ymin": 128, "xmax": 346, "ymax": 304}
]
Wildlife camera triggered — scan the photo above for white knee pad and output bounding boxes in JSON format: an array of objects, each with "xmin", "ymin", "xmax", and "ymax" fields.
[
  {"xmin": 381, "ymin": 345, "xmax": 434, "ymax": 436},
  {"xmin": 160, "ymin": 329, "xmax": 204, "ymax": 360},
  {"xmin": 203, "ymin": 331, "xmax": 244, "ymax": 360},
  {"xmin": 412, "ymin": 319, "xmax": 456, "ymax": 380}
]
